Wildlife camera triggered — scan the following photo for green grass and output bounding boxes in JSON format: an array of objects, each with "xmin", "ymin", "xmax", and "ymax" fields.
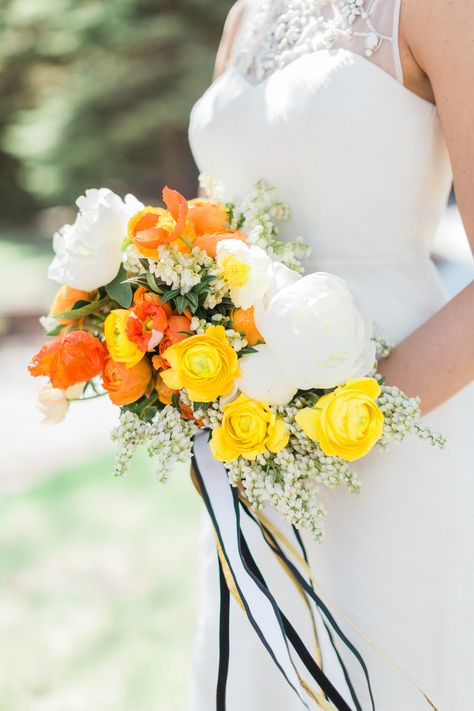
[{"xmin": 0, "ymin": 451, "xmax": 203, "ymax": 711}]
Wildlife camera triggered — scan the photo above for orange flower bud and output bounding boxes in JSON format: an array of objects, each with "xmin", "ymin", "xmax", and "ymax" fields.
[
  {"xmin": 154, "ymin": 372, "xmax": 177, "ymax": 405},
  {"xmin": 187, "ymin": 199, "xmax": 228, "ymax": 235},
  {"xmin": 49, "ymin": 285, "xmax": 91, "ymax": 325},
  {"xmin": 232, "ymin": 306, "xmax": 264, "ymax": 347},
  {"xmin": 194, "ymin": 229, "xmax": 246, "ymax": 258},
  {"xmin": 133, "ymin": 287, "xmax": 172, "ymax": 316}
]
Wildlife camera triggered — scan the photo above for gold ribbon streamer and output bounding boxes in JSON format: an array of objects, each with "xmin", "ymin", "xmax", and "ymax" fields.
[{"xmin": 249, "ymin": 502, "xmax": 441, "ymax": 711}]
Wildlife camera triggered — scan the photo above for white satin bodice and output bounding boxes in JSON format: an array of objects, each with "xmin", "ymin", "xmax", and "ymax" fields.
[{"xmin": 189, "ymin": 41, "xmax": 452, "ymax": 345}]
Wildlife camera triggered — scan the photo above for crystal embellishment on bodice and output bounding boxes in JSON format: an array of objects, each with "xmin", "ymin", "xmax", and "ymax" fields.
[{"xmin": 232, "ymin": 0, "xmax": 392, "ymax": 82}]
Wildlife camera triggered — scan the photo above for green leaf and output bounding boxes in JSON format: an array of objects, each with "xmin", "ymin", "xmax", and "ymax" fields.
[
  {"xmin": 186, "ymin": 291, "xmax": 199, "ymax": 312},
  {"xmin": 161, "ymin": 288, "xmax": 181, "ymax": 305},
  {"xmin": 192, "ymin": 401, "xmax": 210, "ymax": 411},
  {"xmin": 146, "ymin": 272, "xmax": 162, "ymax": 293},
  {"xmin": 54, "ymin": 297, "xmax": 109, "ymax": 320},
  {"xmin": 175, "ymin": 295, "xmax": 187, "ymax": 313},
  {"xmin": 239, "ymin": 346, "xmax": 258, "ymax": 356},
  {"xmin": 105, "ymin": 266, "xmax": 133, "ymax": 308}
]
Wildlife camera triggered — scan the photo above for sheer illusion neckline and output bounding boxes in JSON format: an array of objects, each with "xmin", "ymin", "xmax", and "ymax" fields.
[
  {"xmin": 222, "ymin": 0, "xmax": 436, "ymax": 108},
  {"xmin": 213, "ymin": 47, "xmax": 437, "ymax": 112}
]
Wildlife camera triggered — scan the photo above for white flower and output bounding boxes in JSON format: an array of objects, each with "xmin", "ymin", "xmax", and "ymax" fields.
[
  {"xmin": 37, "ymin": 381, "xmax": 85, "ymax": 424},
  {"xmin": 263, "ymin": 260, "xmax": 302, "ymax": 304},
  {"xmin": 48, "ymin": 188, "xmax": 144, "ymax": 291},
  {"xmin": 256, "ymin": 272, "xmax": 376, "ymax": 389},
  {"xmin": 238, "ymin": 345, "xmax": 298, "ymax": 405},
  {"xmin": 216, "ymin": 240, "xmax": 273, "ymax": 309}
]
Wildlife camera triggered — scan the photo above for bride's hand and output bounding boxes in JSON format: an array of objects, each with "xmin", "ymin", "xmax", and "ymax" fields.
[{"xmin": 376, "ymin": 279, "xmax": 474, "ymax": 413}]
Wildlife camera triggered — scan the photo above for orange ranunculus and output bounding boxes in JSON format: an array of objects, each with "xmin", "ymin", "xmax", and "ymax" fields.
[
  {"xmin": 232, "ymin": 306, "xmax": 264, "ymax": 347},
  {"xmin": 133, "ymin": 286, "xmax": 173, "ymax": 316},
  {"xmin": 154, "ymin": 372, "xmax": 177, "ymax": 405},
  {"xmin": 194, "ymin": 229, "xmax": 247, "ymax": 258},
  {"xmin": 102, "ymin": 355, "xmax": 152, "ymax": 406},
  {"xmin": 128, "ymin": 186, "xmax": 195, "ymax": 258},
  {"xmin": 156, "ymin": 313, "xmax": 194, "ymax": 369},
  {"xmin": 28, "ymin": 330, "xmax": 106, "ymax": 390},
  {"xmin": 187, "ymin": 198, "xmax": 228, "ymax": 235},
  {"xmin": 125, "ymin": 301, "xmax": 169, "ymax": 353},
  {"xmin": 49, "ymin": 285, "xmax": 91, "ymax": 325}
]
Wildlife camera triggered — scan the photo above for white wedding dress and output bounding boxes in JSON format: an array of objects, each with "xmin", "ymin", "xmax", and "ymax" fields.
[{"xmin": 187, "ymin": 1, "xmax": 474, "ymax": 709}]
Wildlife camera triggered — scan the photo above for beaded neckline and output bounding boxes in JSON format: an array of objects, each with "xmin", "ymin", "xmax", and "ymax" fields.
[{"xmin": 232, "ymin": 0, "xmax": 393, "ymax": 83}]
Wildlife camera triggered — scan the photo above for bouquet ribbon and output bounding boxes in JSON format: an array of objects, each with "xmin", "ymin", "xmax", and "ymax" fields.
[{"xmin": 191, "ymin": 430, "xmax": 374, "ymax": 711}]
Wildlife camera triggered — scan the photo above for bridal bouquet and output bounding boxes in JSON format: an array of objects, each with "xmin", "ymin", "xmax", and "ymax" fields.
[{"xmin": 28, "ymin": 176, "xmax": 445, "ymax": 540}]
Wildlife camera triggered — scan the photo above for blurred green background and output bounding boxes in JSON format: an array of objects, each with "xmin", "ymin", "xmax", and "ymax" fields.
[{"xmin": 0, "ymin": 1, "xmax": 232, "ymax": 709}]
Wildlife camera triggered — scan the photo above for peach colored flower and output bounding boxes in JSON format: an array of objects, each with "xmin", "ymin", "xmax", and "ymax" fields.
[{"xmin": 36, "ymin": 382, "xmax": 85, "ymax": 424}]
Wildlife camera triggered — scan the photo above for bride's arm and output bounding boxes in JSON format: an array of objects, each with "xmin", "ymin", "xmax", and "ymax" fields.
[
  {"xmin": 213, "ymin": 0, "xmax": 247, "ymax": 79},
  {"xmin": 197, "ymin": 2, "xmax": 247, "ymax": 198},
  {"xmin": 377, "ymin": 0, "xmax": 474, "ymax": 413}
]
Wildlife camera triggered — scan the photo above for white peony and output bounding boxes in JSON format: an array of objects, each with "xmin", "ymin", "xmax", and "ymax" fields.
[
  {"xmin": 238, "ymin": 345, "xmax": 298, "ymax": 405},
  {"xmin": 255, "ymin": 272, "xmax": 376, "ymax": 390},
  {"xmin": 264, "ymin": 260, "xmax": 302, "ymax": 303},
  {"xmin": 48, "ymin": 188, "xmax": 144, "ymax": 291},
  {"xmin": 37, "ymin": 382, "xmax": 85, "ymax": 424},
  {"xmin": 216, "ymin": 240, "xmax": 273, "ymax": 309}
]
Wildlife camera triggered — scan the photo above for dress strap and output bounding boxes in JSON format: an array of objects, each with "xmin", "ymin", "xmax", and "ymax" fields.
[{"xmin": 392, "ymin": 0, "xmax": 404, "ymax": 84}]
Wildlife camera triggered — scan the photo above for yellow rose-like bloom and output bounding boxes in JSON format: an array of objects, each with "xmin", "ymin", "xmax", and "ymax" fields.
[
  {"xmin": 210, "ymin": 393, "xmax": 289, "ymax": 462},
  {"xmin": 161, "ymin": 325, "xmax": 240, "ymax": 402},
  {"xmin": 104, "ymin": 309, "xmax": 144, "ymax": 368},
  {"xmin": 295, "ymin": 378, "xmax": 384, "ymax": 461}
]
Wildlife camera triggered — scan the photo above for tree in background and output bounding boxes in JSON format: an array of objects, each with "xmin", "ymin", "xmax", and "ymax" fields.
[{"xmin": 0, "ymin": 0, "xmax": 231, "ymax": 222}]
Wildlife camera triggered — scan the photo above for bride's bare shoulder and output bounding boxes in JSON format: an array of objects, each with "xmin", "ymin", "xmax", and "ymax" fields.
[
  {"xmin": 213, "ymin": 0, "xmax": 248, "ymax": 79},
  {"xmin": 400, "ymin": 0, "xmax": 474, "ymax": 103}
]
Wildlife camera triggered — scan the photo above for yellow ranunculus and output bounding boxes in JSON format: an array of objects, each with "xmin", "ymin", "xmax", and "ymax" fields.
[
  {"xmin": 295, "ymin": 378, "xmax": 384, "ymax": 461},
  {"xmin": 161, "ymin": 325, "xmax": 240, "ymax": 402},
  {"xmin": 103, "ymin": 309, "xmax": 144, "ymax": 368},
  {"xmin": 210, "ymin": 393, "xmax": 289, "ymax": 462}
]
